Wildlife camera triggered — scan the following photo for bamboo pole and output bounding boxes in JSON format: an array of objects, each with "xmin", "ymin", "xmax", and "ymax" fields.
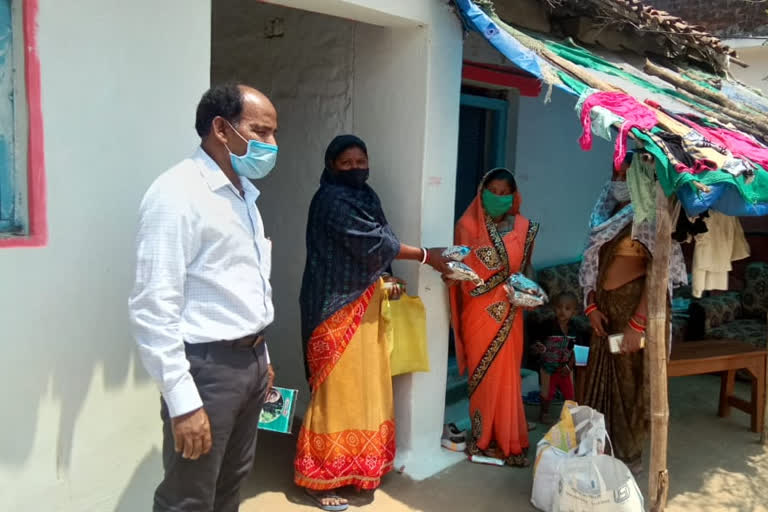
[
  {"xmin": 644, "ymin": 59, "xmax": 768, "ymax": 135},
  {"xmin": 647, "ymin": 184, "xmax": 672, "ymax": 511},
  {"xmin": 540, "ymin": 48, "xmax": 623, "ymax": 93}
]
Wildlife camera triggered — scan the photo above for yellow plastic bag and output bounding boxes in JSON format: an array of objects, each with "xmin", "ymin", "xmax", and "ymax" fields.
[{"xmin": 381, "ymin": 293, "xmax": 430, "ymax": 376}]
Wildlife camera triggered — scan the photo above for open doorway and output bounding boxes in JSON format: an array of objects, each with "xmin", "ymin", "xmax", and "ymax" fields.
[
  {"xmin": 210, "ymin": 0, "xmax": 466, "ymax": 480},
  {"xmin": 445, "ymin": 86, "xmax": 514, "ymax": 432}
]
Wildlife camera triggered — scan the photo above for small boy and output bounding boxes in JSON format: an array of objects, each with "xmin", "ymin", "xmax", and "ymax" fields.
[{"xmin": 532, "ymin": 292, "xmax": 586, "ymax": 423}]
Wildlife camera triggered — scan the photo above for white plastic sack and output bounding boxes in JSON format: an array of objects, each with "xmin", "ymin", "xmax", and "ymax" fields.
[
  {"xmin": 553, "ymin": 455, "xmax": 644, "ymax": 512},
  {"xmin": 531, "ymin": 402, "xmax": 608, "ymax": 512}
]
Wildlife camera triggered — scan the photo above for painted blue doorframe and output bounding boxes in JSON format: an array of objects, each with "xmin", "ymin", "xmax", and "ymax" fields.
[
  {"xmin": 453, "ymin": 93, "xmax": 509, "ymax": 226},
  {"xmin": 0, "ymin": 0, "xmax": 16, "ymax": 233},
  {"xmin": 459, "ymin": 93, "xmax": 507, "ymax": 168}
]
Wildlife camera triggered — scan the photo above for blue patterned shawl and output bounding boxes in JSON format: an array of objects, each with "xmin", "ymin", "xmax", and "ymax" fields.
[{"xmin": 299, "ymin": 135, "xmax": 400, "ymax": 379}]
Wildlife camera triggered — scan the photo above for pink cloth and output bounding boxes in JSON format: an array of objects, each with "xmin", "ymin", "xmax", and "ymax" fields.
[
  {"xmin": 579, "ymin": 92, "xmax": 658, "ymax": 170},
  {"xmin": 682, "ymin": 119, "xmax": 768, "ymax": 169}
]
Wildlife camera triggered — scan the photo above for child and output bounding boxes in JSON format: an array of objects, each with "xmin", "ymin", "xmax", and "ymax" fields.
[{"xmin": 532, "ymin": 292, "xmax": 586, "ymax": 424}]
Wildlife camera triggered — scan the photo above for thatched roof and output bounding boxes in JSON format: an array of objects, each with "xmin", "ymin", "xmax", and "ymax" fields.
[{"xmin": 490, "ymin": 0, "xmax": 740, "ymax": 73}]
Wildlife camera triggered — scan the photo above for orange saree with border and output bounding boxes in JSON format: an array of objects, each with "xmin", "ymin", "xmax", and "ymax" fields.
[{"xmin": 450, "ymin": 191, "xmax": 538, "ymax": 459}]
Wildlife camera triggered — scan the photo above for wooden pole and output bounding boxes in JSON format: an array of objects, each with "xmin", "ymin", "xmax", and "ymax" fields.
[
  {"xmin": 647, "ymin": 184, "xmax": 672, "ymax": 511},
  {"xmin": 763, "ymin": 312, "xmax": 768, "ymax": 446}
]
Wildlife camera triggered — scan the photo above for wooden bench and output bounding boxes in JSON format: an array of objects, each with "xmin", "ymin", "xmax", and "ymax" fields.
[{"xmin": 668, "ymin": 339, "xmax": 767, "ymax": 433}]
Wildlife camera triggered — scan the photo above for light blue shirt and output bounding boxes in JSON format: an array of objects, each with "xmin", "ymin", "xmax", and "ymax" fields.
[{"xmin": 129, "ymin": 147, "xmax": 274, "ymax": 417}]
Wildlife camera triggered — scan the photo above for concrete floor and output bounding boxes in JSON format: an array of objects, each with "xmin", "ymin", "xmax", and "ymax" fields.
[{"xmin": 240, "ymin": 375, "xmax": 768, "ymax": 511}]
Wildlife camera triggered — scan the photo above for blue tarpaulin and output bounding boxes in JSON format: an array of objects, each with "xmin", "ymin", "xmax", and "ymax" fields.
[
  {"xmin": 453, "ymin": 0, "xmax": 545, "ymax": 83},
  {"xmin": 678, "ymin": 182, "xmax": 768, "ymax": 217}
]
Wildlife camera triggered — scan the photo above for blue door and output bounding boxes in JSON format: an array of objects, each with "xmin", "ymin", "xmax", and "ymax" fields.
[{"xmin": 0, "ymin": 0, "xmax": 15, "ymax": 232}]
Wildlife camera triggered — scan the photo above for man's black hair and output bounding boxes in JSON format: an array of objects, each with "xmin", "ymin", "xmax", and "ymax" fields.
[{"xmin": 195, "ymin": 83, "xmax": 244, "ymax": 138}]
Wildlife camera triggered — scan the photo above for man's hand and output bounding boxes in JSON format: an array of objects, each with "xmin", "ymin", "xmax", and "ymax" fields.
[
  {"xmin": 171, "ymin": 407, "xmax": 212, "ymax": 460},
  {"xmin": 588, "ymin": 309, "xmax": 609, "ymax": 337},
  {"xmin": 532, "ymin": 342, "xmax": 547, "ymax": 355},
  {"xmin": 267, "ymin": 364, "xmax": 275, "ymax": 391}
]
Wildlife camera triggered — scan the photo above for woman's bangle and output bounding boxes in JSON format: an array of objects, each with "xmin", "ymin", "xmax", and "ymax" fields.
[
  {"xmin": 420, "ymin": 248, "xmax": 429, "ymax": 265},
  {"xmin": 632, "ymin": 312, "xmax": 647, "ymax": 324},
  {"xmin": 628, "ymin": 317, "xmax": 646, "ymax": 333},
  {"xmin": 585, "ymin": 304, "xmax": 598, "ymax": 316}
]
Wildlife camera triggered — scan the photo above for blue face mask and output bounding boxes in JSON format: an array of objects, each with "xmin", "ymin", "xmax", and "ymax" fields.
[{"xmin": 225, "ymin": 121, "xmax": 278, "ymax": 180}]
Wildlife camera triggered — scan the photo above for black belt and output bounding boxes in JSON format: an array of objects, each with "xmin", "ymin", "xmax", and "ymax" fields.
[{"xmin": 224, "ymin": 333, "xmax": 265, "ymax": 350}]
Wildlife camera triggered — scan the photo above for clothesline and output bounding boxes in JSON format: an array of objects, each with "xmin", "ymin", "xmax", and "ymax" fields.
[{"xmin": 454, "ymin": 0, "xmax": 768, "ymax": 220}]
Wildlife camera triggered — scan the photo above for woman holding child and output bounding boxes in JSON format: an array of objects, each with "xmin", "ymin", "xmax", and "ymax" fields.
[{"xmin": 449, "ymin": 168, "xmax": 539, "ymax": 467}]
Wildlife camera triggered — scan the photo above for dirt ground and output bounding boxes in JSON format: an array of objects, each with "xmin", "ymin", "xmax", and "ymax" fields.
[{"xmin": 240, "ymin": 375, "xmax": 768, "ymax": 512}]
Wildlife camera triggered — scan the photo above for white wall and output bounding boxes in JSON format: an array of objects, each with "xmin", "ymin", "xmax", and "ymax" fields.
[
  {"xmin": 212, "ymin": 0, "xmax": 464, "ymax": 479},
  {"xmin": 351, "ymin": 11, "xmax": 465, "ymax": 479},
  {"xmin": 515, "ymin": 89, "xmax": 614, "ymax": 268},
  {"xmin": 212, "ymin": 0, "xmax": 357, "ymax": 406},
  {"xmin": 0, "ymin": 1, "xmax": 211, "ymax": 510},
  {"xmin": 462, "ymin": 32, "xmax": 612, "ymax": 269}
]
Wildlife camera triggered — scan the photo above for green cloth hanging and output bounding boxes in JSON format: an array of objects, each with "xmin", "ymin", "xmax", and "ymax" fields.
[
  {"xmin": 632, "ymin": 128, "xmax": 768, "ymax": 204},
  {"xmin": 545, "ymin": 40, "xmax": 711, "ymax": 111},
  {"xmin": 558, "ymin": 71, "xmax": 589, "ymax": 96},
  {"xmin": 626, "ymin": 153, "xmax": 656, "ymax": 225},
  {"xmin": 552, "ymin": 56, "xmax": 768, "ymax": 206}
]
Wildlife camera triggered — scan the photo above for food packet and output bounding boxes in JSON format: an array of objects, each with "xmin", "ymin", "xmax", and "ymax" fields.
[
  {"xmin": 446, "ymin": 261, "xmax": 484, "ymax": 286},
  {"xmin": 442, "ymin": 245, "xmax": 471, "ymax": 262},
  {"xmin": 504, "ymin": 273, "xmax": 548, "ymax": 307},
  {"xmin": 506, "ymin": 273, "xmax": 546, "ymax": 298},
  {"xmin": 508, "ymin": 289, "xmax": 546, "ymax": 308}
]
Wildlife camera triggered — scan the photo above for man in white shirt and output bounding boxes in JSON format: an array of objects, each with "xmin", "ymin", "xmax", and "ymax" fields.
[{"xmin": 129, "ymin": 83, "xmax": 279, "ymax": 512}]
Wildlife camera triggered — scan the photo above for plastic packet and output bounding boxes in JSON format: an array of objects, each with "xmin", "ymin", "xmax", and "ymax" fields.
[
  {"xmin": 442, "ymin": 245, "xmax": 471, "ymax": 262},
  {"xmin": 446, "ymin": 261, "xmax": 484, "ymax": 286},
  {"xmin": 509, "ymin": 290, "xmax": 546, "ymax": 308},
  {"xmin": 507, "ymin": 273, "xmax": 546, "ymax": 298}
]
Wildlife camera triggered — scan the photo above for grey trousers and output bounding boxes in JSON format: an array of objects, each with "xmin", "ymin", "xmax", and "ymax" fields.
[{"xmin": 154, "ymin": 340, "xmax": 269, "ymax": 512}]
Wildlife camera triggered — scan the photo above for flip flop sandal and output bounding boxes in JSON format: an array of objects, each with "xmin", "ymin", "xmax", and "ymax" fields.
[{"xmin": 304, "ymin": 489, "xmax": 349, "ymax": 511}]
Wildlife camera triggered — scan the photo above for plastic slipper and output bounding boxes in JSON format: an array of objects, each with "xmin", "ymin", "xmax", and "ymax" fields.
[{"xmin": 304, "ymin": 489, "xmax": 349, "ymax": 511}]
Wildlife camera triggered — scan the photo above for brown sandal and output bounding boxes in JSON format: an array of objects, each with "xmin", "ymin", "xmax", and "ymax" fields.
[{"xmin": 505, "ymin": 447, "xmax": 531, "ymax": 468}]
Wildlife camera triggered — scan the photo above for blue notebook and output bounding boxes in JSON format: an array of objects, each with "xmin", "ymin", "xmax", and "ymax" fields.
[{"xmin": 258, "ymin": 386, "xmax": 298, "ymax": 434}]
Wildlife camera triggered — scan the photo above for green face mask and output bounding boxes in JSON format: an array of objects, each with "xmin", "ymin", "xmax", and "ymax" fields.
[{"xmin": 482, "ymin": 189, "xmax": 515, "ymax": 218}]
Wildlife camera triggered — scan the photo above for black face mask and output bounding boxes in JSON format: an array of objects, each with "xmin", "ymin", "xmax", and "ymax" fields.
[{"xmin": 335, "ymin": 168, "xmax": 370, "ymax": 188}]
